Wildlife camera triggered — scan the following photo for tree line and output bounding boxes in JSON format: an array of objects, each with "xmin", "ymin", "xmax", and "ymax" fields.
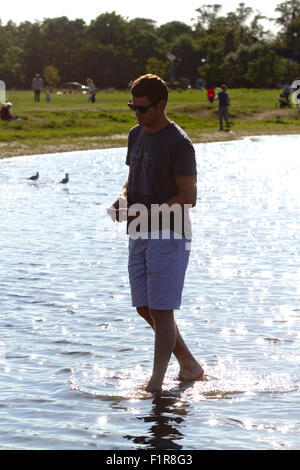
[{"xmin": 1, "ymin": 1, "xmax": 300, "ymax": 90}]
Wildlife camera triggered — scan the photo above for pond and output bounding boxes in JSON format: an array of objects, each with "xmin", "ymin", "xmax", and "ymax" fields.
[{"xmin": 0, "ymin": 134, "xmax": 299, "ymax": 450}]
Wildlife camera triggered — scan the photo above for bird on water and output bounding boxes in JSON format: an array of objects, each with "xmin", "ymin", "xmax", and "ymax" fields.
[
  {"xmin": 27, "ymin": 171, "xmax": 39, "ymax": 181},
  {"xmin": 59, "ymin": 173, "xmax": 69, "ymax": 184}
]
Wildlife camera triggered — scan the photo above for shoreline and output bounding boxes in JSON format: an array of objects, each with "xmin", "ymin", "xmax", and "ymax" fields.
[{"xmin": 1, "ymin": 129, "xmax": 300, "ymax": 160}]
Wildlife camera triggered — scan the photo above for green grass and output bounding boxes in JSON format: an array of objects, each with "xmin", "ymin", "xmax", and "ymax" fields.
[{"xmin": 1, "ymin": 88, "xmax": 299, "ymax": 158}]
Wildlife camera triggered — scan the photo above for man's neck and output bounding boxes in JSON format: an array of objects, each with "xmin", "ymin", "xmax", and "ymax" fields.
[{"xmin": 145, "ymin": 115, "xmax": 171, "ymax": 134}]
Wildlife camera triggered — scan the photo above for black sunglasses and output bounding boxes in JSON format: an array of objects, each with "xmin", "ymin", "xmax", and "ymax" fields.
[{"xmin": 128, "ymin": 101, "xmax": 155, "ymax": 114}]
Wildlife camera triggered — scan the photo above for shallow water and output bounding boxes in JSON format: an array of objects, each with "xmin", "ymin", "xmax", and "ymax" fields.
[{"xmin": 0, "ymin": 135, "xmax": 299, "ymax": 450}]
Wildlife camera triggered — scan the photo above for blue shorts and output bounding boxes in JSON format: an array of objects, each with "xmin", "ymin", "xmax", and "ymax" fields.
[{"xmin": 128, "ymin": 232, "xmax": 191, "ymax": 310}]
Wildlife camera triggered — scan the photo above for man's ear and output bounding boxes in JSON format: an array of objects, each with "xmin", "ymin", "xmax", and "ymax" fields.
[{"xmin": 157, "ymin": 99, "xmax": 167, "ymax": 112}]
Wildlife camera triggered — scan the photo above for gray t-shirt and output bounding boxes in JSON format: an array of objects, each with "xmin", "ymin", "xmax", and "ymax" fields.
[
  {"xmin": 125, "ymin": 121, "xmax": 197, "ymax": 235},
  {"xmin": 32, "ymin": 77, "xmax": 44, "ymax": 90}
]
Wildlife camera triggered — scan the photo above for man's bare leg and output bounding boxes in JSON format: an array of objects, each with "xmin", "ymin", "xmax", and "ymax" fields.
[
  {"xmin": 145, "ymin": 309, "xmax": 176, "ymax": 392},
  {"xmin": 137, "ymin": 307, "xmax": 204, "ymax": 391}
]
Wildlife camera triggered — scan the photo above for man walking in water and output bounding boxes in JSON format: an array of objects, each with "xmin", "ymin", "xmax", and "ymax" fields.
[{"xmin": 109, "ymin": 74, "xmax": 203, "ymax": 393}]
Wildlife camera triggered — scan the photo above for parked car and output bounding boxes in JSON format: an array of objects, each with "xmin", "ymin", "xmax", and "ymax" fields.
[{"xmin": 60, "ymin": 82, "xmax": 89, "ymax": 93}]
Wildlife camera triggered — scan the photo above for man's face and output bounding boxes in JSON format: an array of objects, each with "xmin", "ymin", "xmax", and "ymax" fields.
[{"xmin": 131, "ymin": 95, "xmax": 162, "ymax": 127}]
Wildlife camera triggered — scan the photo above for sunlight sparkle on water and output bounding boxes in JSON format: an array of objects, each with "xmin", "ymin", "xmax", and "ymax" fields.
[{"xmin": 1, "ymin": 137, "xmax": 300, "ymax": 449}]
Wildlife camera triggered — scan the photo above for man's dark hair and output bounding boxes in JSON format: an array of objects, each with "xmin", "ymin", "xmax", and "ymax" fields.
[{"xmin": 131, "ymin": 74, "xmax": 168, "ymax": 103}]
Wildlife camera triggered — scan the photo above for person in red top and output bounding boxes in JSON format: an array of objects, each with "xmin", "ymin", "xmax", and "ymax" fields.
[{"xmin": 207, "ymin": 87, "xmax": 215, "ymax": 103}]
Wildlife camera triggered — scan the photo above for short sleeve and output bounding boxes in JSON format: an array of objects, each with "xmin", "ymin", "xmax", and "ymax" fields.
[
  {"xmin": 171, "ymin": 138, "xmax": 197, "ymax": 177},
  {"xmin": 126, "ymin": 132, "xmax": 132, "ymax": 166}
]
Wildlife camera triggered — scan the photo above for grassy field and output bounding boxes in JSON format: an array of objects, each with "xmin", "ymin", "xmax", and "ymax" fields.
[{"xmin": 1, "ymin": 88, "xmax": 300, "ymax": 158}]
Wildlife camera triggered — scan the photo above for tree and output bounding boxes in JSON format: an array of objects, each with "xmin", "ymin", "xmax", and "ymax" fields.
[
  {"xmin": 18, "ymin": 21, "xmax": 44, "ymax": 87},
  {"xmin": 43, "ymin": 65, "xmax": 60, "ymax": 88},
  {"xmin": 272, "ymin": 2, "xmax": 300, "ymax": 62},
  {"xmin": 194, "ymin": 4, "xmax": 222, "ymax": 32},
  {"xmin": 225, "ymin": 42, "xmax": 298, "ymax": 87},
  {"xmin": 224, "ymin": 45, "xmax": 251, "ymax": 87},
  {"xmin": 126, "ymin": 18, "xmax": 169, "ymax": 75},
  {"xmin": 275, "ymin": 0, "xmax": 300, "ymax": 30},
  {"xmin": 146, "ymin": 57, "xmax": 169, "ymax": 78},
  {"xmin": 128, "ymin": 30, "xmax": 168, "ymax": 75},
  {"xmin": 129, "ymin": 18, "xmax": 157, "ymax": 32},
  {"xmin": 40, "ymin": 17, "xmax": 86, "ymax": 81},
  {"xmin": 286, "ymin": 17, "xmax": 300, "ymax": 49},
  {"xmin": 194, "ymin": 3, "xmax": 268, "ymax": 54},
  {"xmin": 248, "ymin": 13, "xmax": 270, "ymax": 42},
  {"xmin": 158, "ymin": 21, "xmax": 193, "ymax": 43},
  {"xmin": 278, "ymin": 56, "xmax": 300, "ymax": 83},
  {"xmin": 198, "ymin": 36, "xmax": 227, "ymax": 86},
  {"xmin": 0, "ymin": 20, "xmax": 7, "ymax": 62},
  {"xmin": 86, "ymin": 12, "xmax": 129, "ymax": 47},
  {"xmin": 79, "ymin": 44, "xmax": 135, "ymax": 89},
  {"xmin": 246, "ymin": 46, "xmax": 283, "ymax": 87},
  {"xmin": 0, "ymin": 8, "xmax": 297, "ymax": 90},
  {"xmin": 0, "ymin": 45, "xmax": 24, "ymax": 87},
  {"xmin": 171, "ymin": 34, "xmax": 202, "ymax": 82}
]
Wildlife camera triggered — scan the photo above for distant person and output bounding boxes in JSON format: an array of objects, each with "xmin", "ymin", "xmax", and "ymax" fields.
[
  {"xmin": 216, "ymin": 84, "xmax": 230, "ymax": 131},
  {"xmin": 292, "ymin": 76, "xmax": 300, "ymax": 108},
  {"xmin": 32, "ymin": 73, "xmax": 44, "ymax": 102},
  {"xmin": 196, "ymin": 78, "xmax": 205, "ymax": 90},
  {"xmin": 0, "ymin": 102, "xmax": 18, "ymax": 121},
  {"xmin": 45, "ymin": 90, "xmax": 51, "ymax": 102},
  {"xmin": 207, "ymin": 87, "xmax": 215, "ymax": 103},
  {"xmin": 278, "ymin": 85, "xmax": 291, "ymax": 108},
  {"xmin": 87, "ymin": 78, "xmax": 96, "ymax": 103}
]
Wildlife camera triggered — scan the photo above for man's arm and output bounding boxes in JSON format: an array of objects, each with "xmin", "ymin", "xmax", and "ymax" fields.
[
  {"xmin": 107, "ymin": 178, "xmax": 129, "ymax": 222},
  {"xmin": 119, "ymin": 179, "xmax": 128, "ymax": 197},
  {"xmin": 111, "ymin": 178, "xmax": 128, "ymax": 206},
  {"xmin": 165, "ymin": 175, "xmax": 197, "ymax": 208}
]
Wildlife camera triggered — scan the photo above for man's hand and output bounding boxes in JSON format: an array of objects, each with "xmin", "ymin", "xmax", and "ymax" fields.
[{"xmin": 107, "ymin": 196, "xmax": 128, "ymax": 222}]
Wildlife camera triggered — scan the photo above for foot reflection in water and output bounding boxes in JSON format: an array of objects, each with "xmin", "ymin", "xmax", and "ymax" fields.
[{"xmin": 124, "ymin": 383, "xmax": 193, "ymax": 450}]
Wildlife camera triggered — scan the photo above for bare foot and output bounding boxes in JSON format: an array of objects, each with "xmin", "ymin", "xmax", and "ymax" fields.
[
  {"xmin": 178, "ymin": 362, "xmax": 204, "ymax": 382},
  {"xmin": 145, "ymin": 377, "xmax": 163, "ymax": 393}
]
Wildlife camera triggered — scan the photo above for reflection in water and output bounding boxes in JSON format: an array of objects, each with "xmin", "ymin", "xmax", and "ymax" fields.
[{"xmin": 124, "ymin": 384, "xmax": 193, "ymax": 450}]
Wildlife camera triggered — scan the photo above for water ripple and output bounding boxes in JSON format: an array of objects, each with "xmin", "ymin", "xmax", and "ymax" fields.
[{"xmin": 0, "ymin": 138, "xmax": 300, "ymax": 449}]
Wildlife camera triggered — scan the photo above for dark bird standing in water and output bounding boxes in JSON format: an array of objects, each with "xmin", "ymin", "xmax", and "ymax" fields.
[
  {"xmin": 59, "ymin": 173, "xmax": 69, "ymax": 184},
  {"xmin": 27, "ymin": 171, "xmax": 39, "ymax": 181}
]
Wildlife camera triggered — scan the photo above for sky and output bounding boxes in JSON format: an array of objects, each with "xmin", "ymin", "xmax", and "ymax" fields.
[{"xmin": 0, "ymin": 1, "xmax": 281, "ymax": 32}]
